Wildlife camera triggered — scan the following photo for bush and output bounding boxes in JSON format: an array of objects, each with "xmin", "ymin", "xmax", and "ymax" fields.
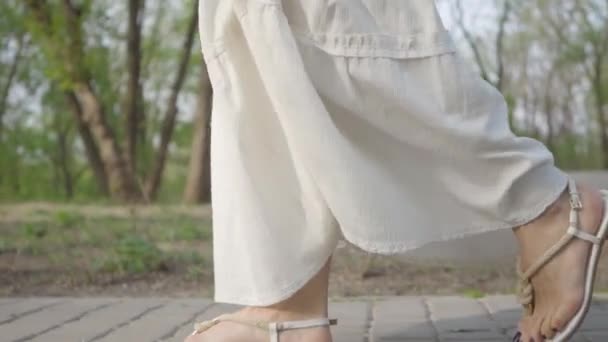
[
  {"xmin": 98, "ymin": 236, "xmax": 167, "ymax": 274},
  {"xmin": 52, "ymin": 210, "xmax": 84, "ymax": 228},
  {"xmin": 22, "ymin": 222, "xmax": 48, "ymax": 239},
  {"xmin": 161, "ymin": 221, "xmax": 211, "ymax": 241}
]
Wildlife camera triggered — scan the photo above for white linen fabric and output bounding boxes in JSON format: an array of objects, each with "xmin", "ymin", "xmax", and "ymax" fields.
[{"xmin": 198, "ymin": 0, "xmax": 568, "ymax": 306}]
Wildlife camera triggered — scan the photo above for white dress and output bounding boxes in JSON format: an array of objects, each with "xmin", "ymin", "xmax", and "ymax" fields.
[{"xmin": 198, "ymin": 0, "xmax": 568, "ymax": 306}]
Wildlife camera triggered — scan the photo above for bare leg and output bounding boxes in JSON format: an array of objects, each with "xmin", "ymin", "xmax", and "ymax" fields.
[
  {"xmin": 186, "ymin": 257, "xmax": 333, "ymax": 342},
  {"xmin": 513, "ymin": 183, "xmax": 604, "ymax": 341}
]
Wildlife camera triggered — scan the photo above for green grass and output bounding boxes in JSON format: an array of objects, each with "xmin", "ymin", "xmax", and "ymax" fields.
[
  {"xmin": 158, "ymin": 220, "xmax": 212, "ymax": 242},
  {"xmin": 1, "ymin": 214, "xmax": 213, "ymax": 278},
  {"xmin": 22, "ymin": 222, "xmax": 48, "ymax": 239},
  {"xmin": 463, "ymin": 289, "xmax": 486, "ymax": 299},
  {"xmin": 52, "ymin": 210, "xmax": 85, "ymax": 228},
  {"xmin": 0, "ymin": 239, "xmax": 11, "ymax": 254},
  {"xmin": 97, "ymin": 236, "xmax": 167, "ymax": 274}
]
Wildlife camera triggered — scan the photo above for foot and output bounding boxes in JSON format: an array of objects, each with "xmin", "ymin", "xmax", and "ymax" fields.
[
  {"xmin": 514, "ymin": 183, "xmax": 604, "ymax": 341},
  {"xmin": 184, "ymin": 307, "xmax": 333, "ymax": 342}
]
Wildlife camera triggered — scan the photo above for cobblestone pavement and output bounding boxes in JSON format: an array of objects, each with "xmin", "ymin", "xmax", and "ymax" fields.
[{"xmin": 2, "ymin": 295, "xmax": 608, "ymax": 341}]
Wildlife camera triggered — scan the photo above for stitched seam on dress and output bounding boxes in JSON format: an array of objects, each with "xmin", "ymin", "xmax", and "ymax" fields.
[
  {"xmin": 292, "ymin": 30, "xmax": 456, "ymax": 59},
  {"xmin": 246, "ymin": 0, "xmax": 282, "ymax": 5}
]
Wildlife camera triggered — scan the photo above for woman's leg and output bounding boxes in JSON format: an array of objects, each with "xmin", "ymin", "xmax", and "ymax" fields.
[
  {"xmin": 514, "ymin": 183, "xmax": 604, "ymax": 341},
  {"xmin": 186, "ymin": 257, "xmax": 334, "ymax": 342}
]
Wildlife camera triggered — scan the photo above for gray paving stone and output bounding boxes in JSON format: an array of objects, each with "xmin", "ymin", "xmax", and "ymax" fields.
[
  {"xmin": 426, "ymin": 296, "xmax": 504, "ymax": 341},
  {"xmin": 29, "ymin": 298, "xmax": 168, "ymax": 342},
  {"xmin": 97, "ymin": 299, "xmax": 212, "ymax": 342},
  {"xmin": 371, "ymin": 296, "xmax": 436, "ymax": 341},
  {"xmin": 0, "ymin": 296, "xmax": 606, "ymax": 341},
  {"xmin": 329, "ymin": 301, "xmax": 369, "ymax": 342},
  {"xmin": 0, "ymin": 298, "xmax": 114, "ymax": 342},
  {"xmin": 584, "ymin": 331, "xmax": 608, "ymax": 341},
  {"xmin": 480, "ymin": 295, "xmax": 520, "ymax": 331},
  {"xmin": 0, "ymin": 297, "xmax": 64, "ymax": 324},
  {"xmin": 569, "ymin": 333, "xmax": 591, "ymax": 342},
  {"xmin": 0, "ymin": 298, "xmax": 20, "ymax": 307},
  {"xmin": 169, "ymin": 303, "xmax": 241, "ymax": 341}
]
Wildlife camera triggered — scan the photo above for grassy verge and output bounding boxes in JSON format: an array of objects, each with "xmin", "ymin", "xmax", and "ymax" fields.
[
  {"xmin": 8, "ymin": 205, "xmax": 608, "ymax": 298},
  {"xmin": 0, "ymin": 208, "xmax": 213, "ymax": 296}
]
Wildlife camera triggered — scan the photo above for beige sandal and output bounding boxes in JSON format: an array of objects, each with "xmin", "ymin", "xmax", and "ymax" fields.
[
  {"xmin": 190, "ymin": 314, "xmax": 338, "ymax": 342},
  {"xmin": 513, "ymin": 178, "xmax": 608, "ymax": 342}
]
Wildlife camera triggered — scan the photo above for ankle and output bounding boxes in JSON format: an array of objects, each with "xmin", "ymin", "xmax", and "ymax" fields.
[
  {"xmin": 514, "ymin": 183, "xmax": 604, "ymax": 246},
  {"xmin": 513, "ymin": 190, "xmax": 568, "ymax": 242}
]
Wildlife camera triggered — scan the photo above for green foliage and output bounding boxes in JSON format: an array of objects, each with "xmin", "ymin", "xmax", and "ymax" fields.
[
  {"xmin": 2, "ymin": 0, "xmax": 608, "ymax": 203},
  {"xmin": 22, "ymin": 222, "xmax": 48, "ymax": 239},
  {"xmin": 2, "ymin": 212, "xmax": 211, "ymax": 283},
  {"xmin": 160, "ymin": 220, "xmax": 211, "ymax": 242},
  {"xmin": 98, "ymin": 235, "xmax": 166, "ymax": 274},
  {"xmin": 0, "ymin": 0, "xmax": 202, "ymax": 203},
  {"xmin": 52, "ymin": 210, "xmax": 84, "ymax": 228},
  {"xmin": 463, "ymin": 289, "xmax": 485, "ymax": 299},
  {"xmin": 171, "ymin": 250, "xmax": 207, "ymax": 265},
  {"xmin": 0, "ymin": 239, "xmax": 11, "ymax": 254}
]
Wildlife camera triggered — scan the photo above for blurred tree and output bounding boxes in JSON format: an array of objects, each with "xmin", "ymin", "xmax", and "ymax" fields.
[
  {"xmin": 124, "ymin": 0, "xmax": 145, "ymax": 175},
  {"xmin": 516, "ymin": 0, "xmax": 608, "ymax": 168},
  {"xmin": 24, "ymin": 0, "xmax": 141, "ymax": 201},
  {"xmin": 454, "ymin": 0, "xmax": 511, "ymax": 92},
  {"xmin": 17, "ymin": 0, "xmax": 201, "ymax": 202},
  {"xmin": 143, "ymin": 0, "xmax": 199, "ymax": 201},
  {"xmin": 3, "ymin": 0, "xmax": 608, "ymax": 202},
  {"xmin": 452, "ymin": 0, "xmax": 608, "ymax": 169},
  {"xmin": 183, "ymin": 61, "xmax": 212, "ymax": 204}
]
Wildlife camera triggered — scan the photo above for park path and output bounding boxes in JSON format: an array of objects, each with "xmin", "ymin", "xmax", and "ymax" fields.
[{"xmin": 1, "ymin": 296, "xmax": 608, "ymax": 341}]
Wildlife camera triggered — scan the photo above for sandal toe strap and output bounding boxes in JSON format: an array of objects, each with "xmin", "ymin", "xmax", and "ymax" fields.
[
  {"xmin": 568, "ymin": 226, "xmax": 602, "ymax": 244},
  {"xmin": 516, "ymin": 178, "xmax": 599, "ymax": 315},
  {"xmin": 191, "ymin": 319, "xmax": 221, "ymax": 335},
  {"xmin": 191, "ymin": 315, "xmax": 338, "ymax": 338}
]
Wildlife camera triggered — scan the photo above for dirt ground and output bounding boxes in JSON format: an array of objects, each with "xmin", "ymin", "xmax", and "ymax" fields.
[{"xmin": 2, "ymin": 203, "xmax": 608, "ymax": 299}]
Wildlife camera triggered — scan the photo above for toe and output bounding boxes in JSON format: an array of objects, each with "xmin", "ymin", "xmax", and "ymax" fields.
[
  {"xmin": 540, "ymin": 313, "xmax": 557, "ymax": 340},
  {"xmin": 513, "ymin": 331, "xmax": 522, "ymax": 342},
  {"xmin": 549, "ymin": 310, "xmax": 566, "ymax": 334},
  {"xmin": 519, "ymin": 316, "xmax": 537, "ymax": 342},
  {"xmin": 527, "ymin": 315, "xmax": 545, "ymax": 342},
  {"xmin": 550, "ymin": 295, "xmax": 580, "ymax": 332}
]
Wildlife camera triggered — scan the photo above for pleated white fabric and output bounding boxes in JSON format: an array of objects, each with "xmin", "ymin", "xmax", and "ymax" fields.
[{"xmin": 198, "ymin": 0, "xmax": 569, "ymax": 306}]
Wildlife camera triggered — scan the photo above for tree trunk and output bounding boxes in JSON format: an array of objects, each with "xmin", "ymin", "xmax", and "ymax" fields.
[
  {"xmin": 56, "ymin": 126, "xmax": 74, "ymax": 199},
  {"xmin": 183, "ymin": 61, "xmax": 213, "ymax": 204},
  {"xmin": 594, "ymin": 78, "xmax": 608, "ymax": 169},
  {"xmin": 0, "ymin": 34, "xmax": 24, "ymax": 142},
  {"xmin": 125, "ymin": 0, "xmax": 145, "ymax": 174},
  {"xmin": 65, "ymin": 91, "xmax": 110, "ymax": 195},
  {"xmin": 63, "ymin": 0, "xmax": 141, "ymax": 200},
  {"xmin": 145, "ymin": 0, "xmax": 199, "ymax": 200},
  {"xmin": 74, "ymin": 82, "xmax": 141, "ymax": 200},
  {"xmin": 25, "ymin": 0, "xmax": 142, "ymax": 201},
  {"xmin": 543, "ymin": 67, "xmax": 557, "ymax": 153}
]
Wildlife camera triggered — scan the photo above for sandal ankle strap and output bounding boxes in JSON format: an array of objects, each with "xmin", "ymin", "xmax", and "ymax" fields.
[
  {"xmin": 270, "ymin": 317, "xmax": 338, "ymax": 331},
  {"xmin": 269, "ymin": 318, "xmax": 337, "ymax": 342}
]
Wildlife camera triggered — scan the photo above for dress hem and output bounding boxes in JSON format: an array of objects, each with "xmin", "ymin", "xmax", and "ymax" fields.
[
  {"xmin": 343, "ymin": 173, "xmax": 569, "ymax": 255},
  {"xmin": 213, "ymin": 172, "xmax": 568, "ymax": 306}
]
